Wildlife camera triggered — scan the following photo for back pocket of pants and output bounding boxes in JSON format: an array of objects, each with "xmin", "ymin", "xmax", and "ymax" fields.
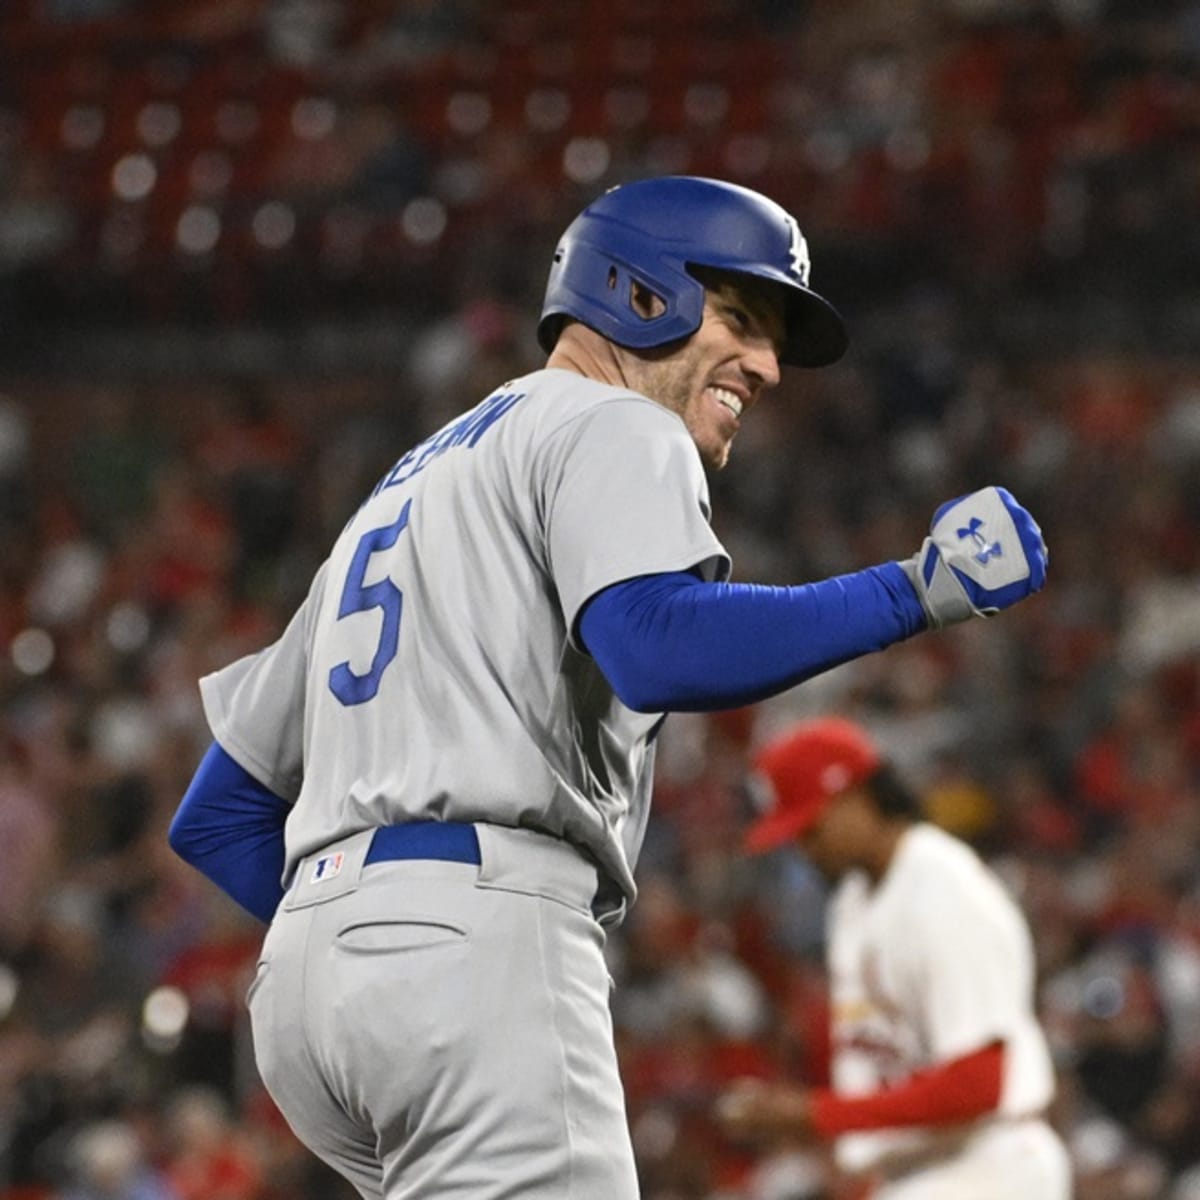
[{"xmin": 334, "ymin": 917, "xmax": 469, "ymax": 954}]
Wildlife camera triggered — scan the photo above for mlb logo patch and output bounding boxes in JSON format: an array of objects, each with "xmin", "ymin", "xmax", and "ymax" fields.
[{"xmin": 310, "ymin": 852, "xmax": 345, "ymax": 883}]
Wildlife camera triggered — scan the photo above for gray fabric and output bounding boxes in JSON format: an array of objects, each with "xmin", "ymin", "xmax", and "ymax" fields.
[
  {"xmin": 200, "ymin": 367, "xmax": 730, "ymax": 918},
  {"xmin": 249, "ymin": 826, "xmax": 639, "ymax": 1198}
]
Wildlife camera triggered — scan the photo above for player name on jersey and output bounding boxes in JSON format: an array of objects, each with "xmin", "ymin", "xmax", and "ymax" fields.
[{"xmin": 373, "ymin": 389, "xmax": 526, "ymax": 495}]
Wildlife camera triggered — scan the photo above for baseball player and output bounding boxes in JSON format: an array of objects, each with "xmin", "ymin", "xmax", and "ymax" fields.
[
  {"xmin": 718, "ymin": 717, "xmax": 1072, "ymax": 1199},
  {"xmin": 168, "ymin": 176, "xmax": 1050, "ymax": 1198}
]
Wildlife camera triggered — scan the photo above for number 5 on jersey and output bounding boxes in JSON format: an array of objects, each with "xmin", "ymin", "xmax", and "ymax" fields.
[{"xmin": 329, "ymin": 500, "xmax": 411, "ymax": 706}]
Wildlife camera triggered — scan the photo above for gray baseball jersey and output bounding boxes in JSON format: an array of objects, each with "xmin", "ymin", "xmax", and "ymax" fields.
[{"xmin": 199, "ymin": 367, "xmax": 731, "ymax": 922}]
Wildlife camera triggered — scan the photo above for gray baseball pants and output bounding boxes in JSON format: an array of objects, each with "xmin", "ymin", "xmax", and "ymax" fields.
[{"xmin": 247, "ymin": 823, "xmax": 640, "ymax": 1198}]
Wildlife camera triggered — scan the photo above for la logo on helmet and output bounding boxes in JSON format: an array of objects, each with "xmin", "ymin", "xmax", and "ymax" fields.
[{"xmin": 784, "ymin": 214, "xmax": 811, "ymax": 284}]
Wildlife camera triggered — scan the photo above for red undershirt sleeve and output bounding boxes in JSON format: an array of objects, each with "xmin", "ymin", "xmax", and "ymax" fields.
[{"xmin": 811, "ymin": 1041, "xmax": 1005, "ymax": 1138}]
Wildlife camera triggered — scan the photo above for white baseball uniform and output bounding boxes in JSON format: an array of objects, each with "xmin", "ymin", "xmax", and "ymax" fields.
[
  {"xmin": 202, "ymin": 368, "xmax": 731, "ymax": 1197},
  {"xmin": 826, "ymin": 823, "xmax": 1071, "ymax": 1199}
]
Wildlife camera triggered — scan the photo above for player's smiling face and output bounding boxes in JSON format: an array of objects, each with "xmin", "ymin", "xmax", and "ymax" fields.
[{"xmin": 630, "ymin": 273, "xmax": 786, "ymax": 471}]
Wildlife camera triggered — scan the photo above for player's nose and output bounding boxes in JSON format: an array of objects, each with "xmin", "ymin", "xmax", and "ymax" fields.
[{"xmin": 743, "ymin": 338, "xmax": 781, "ymax": 393}]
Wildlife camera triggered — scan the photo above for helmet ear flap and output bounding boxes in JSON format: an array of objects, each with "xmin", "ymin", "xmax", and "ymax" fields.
[{"xmin": 539, "ymin": 237, "xmax": 704, "ymax": 354}]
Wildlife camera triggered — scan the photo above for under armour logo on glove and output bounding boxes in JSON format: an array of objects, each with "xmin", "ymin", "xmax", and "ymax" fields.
[
  {"xmin": 900, "ymin": 486, "xmax": 1049, "ymax": 629},
  {"xmin": 957, "ymin": 517, "xmax": 1002, "ymax": 565}
]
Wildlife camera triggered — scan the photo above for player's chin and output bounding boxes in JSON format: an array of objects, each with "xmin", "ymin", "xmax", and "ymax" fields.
[{"xmin": 701, "ymin": 434, "xmax": 735, "ymax": 471}]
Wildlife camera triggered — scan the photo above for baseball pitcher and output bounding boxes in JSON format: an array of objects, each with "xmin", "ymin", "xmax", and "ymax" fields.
[{"xmin": 719, "ymin": 717, "xmax": 1072, "ymax": 1199}]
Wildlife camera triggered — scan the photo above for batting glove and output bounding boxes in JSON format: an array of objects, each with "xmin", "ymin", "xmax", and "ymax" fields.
[{"xmin": 900, "ymin": 486, "xmax": 1048, "ymax": 630}]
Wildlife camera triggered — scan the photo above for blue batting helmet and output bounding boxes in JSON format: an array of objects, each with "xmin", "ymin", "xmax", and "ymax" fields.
[{"xmin": 538, "ymin": 176, "xmax": 848, "ymax": 367}]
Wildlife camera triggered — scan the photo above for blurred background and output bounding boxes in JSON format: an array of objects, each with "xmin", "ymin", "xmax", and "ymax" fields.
[{"xmin": 1, "ymin": 0, "xmax": 1199, "ymax": 1197}]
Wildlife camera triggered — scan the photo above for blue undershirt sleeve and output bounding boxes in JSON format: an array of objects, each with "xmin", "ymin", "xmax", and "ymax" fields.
[
  {"xmin": 578, "ymin": 562, "xmax": 927, "ymax": 713},
  {"xmin": 168, "ymin": 741, "xmax": 291, "ymax": 923}
]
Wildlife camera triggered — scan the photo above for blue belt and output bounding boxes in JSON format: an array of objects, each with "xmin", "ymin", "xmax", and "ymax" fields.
[{"xmin": 364, "ymin": 821, "xmax": 481, "ymax": 866}]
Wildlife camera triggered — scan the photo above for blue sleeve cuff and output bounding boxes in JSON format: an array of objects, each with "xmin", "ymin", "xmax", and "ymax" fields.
[{"xmin": 169, "ymin": 742, "xmax": 291, "ymax": 923}]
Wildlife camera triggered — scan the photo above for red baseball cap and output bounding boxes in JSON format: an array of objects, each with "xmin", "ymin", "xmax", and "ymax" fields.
[{"xmin": 743, "ymin": 717, "xmax": 881, "ymax": 854}]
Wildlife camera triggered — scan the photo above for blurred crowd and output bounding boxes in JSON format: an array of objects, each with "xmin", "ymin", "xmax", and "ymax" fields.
[{"xmin": 1, "ymin": 1, "xmax": 1200, "ymax": 1198}]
